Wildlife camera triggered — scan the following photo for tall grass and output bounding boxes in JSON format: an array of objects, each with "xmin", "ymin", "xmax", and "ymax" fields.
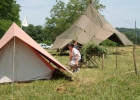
[{"xmin": 0, "ymin": 46, "xmax": 140, "ymax": 100}]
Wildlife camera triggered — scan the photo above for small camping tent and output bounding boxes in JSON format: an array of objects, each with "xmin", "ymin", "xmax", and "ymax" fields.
[
  {"xmin": 0, "ymin": 22, "xmax": 73, "ymax": 83},
  {"xmin": 51, "ymin": 3, "xmax": 132, "ymax": 49}
]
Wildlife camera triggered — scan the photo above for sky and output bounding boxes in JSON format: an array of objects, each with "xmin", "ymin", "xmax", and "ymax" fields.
[{"xmin": 16, "ymin": 0, "xmax": 140, "ymax": 28}]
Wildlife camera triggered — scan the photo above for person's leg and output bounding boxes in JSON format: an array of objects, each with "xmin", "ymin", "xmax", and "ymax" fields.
[
  {"xmin": 70, "ymin": 60, "xmax": 77, "ymax": 72},
  {"xmin": 76, "ymin": 61, "xmax": 80, "ymax": 72},
  {"xmin": 69, "ymin": 63, "xmax": 72, "ymax": 70},
  {"xmin": 71, "ymin": 65, "xmax": 80, "ymax": 72},
  {"xmin": 72, "ymin": 66, "xmax": 76, "ymax": 72}
]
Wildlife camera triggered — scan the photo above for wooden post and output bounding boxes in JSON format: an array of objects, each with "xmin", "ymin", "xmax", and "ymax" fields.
[
  {"xmin": 116, "ymin": 46, "xmax": 118, "ymax": 69},
  {"xmin": 102, "ymin": 54, "xmax": 104, "ymax": 70},
  {"xmin": 90, "ymin": 0, "xmax": 92, "ymax": 4},
  {"xmin": 135, "ymin": 21, "xmax": 137, "ymax": 44},
  {"xmin": 133, "ymin": 45, "xmax": 138, "ymax": 75}
]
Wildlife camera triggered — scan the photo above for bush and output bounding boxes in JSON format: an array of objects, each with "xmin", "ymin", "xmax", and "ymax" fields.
[{"xmin": 81, "ymin": 42, "xmax": 108, "ymax": 62}]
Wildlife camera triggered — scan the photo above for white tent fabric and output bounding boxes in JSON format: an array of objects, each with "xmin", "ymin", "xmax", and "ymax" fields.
[
  {"xmin": 0, "ymin": 22, "xmax": 74, "ymax": 83},
  {"xmin": 0, "ymin": 38, "xmax": 53, "ymax": 83},
  {"xmin": 0, "ymin": 22, "xmax": 73, "ymax": 75}
]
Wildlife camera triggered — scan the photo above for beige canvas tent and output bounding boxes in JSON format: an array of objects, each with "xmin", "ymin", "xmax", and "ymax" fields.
[
  {"xmin": 51, "ymin": 3, "xmax": 132, "ymax": 49},
  {"xmin": 0, "ymin": 22, "xmax": 73, "ymax": 83}
]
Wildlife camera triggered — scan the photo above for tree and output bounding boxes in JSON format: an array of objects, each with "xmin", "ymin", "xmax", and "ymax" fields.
[
  {"xmin": 0, "ymin": 0, "xmax": 21, "ymax": 38},
  {"xmin": 22, "ymin": 24, "xmax": 51, "ymax": 44},
  {"xmin": 0, "ymin": 0, "xmax": 20, "ymax": 23},
  {"xmin": 44, "ymin": 0, "xmax": 105, "ymax": 44}
]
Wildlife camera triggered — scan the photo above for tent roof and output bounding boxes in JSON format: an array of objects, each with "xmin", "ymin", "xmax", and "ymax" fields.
[
  {"xmin": 0, "ymin": 22, "xmax": 73, "ymax": 75},
  {"xmin": 51, "ymin": 4, "xmax": 132, "ymax": 49}
]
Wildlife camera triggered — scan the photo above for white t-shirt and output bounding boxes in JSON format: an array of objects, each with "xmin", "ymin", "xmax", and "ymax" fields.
[
  {"xmin": 69, "ymin": 48, "xmax": 81, "ymax": 66},
  {"xmin": 72, "ymin": 48, "xmax": 81, "ymax": 61}
]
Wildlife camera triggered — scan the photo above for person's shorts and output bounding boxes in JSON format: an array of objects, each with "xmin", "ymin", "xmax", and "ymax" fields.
[
  {"xmin": 69, "ymin": 59, "xmax": 80, "ymax": 66},
  {"xmin": 69, "ymin": 60, "xmax": 76, "ymax": 66}
]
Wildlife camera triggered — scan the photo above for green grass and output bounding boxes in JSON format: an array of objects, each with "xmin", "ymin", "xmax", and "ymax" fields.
[{"xmin": 0, "ymin": 46, "xmax": 140, "ymax": 100}]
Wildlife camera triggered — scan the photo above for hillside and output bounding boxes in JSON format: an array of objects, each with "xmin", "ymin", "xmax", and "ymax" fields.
[{"xmin": 116, "ymin": 27, "xmax": 140, "ymax": 44}]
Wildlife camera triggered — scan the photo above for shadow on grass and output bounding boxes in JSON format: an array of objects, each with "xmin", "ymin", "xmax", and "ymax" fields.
[
  {"xmin": 51, "ymin": 68, "xmax": 73, "ymax": 81},
  {"xmin": 51, "ymin": 53, "xmax": 69, "ymax": 56}
]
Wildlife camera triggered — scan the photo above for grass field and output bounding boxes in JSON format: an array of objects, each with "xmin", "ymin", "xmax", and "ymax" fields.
[{"xmin": 0, "ymin": 46, "xmax": 140, "ymax": 100}]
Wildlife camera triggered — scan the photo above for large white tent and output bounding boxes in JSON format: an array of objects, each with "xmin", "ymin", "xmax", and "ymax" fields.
[{"xmin": 0, "ymin": 22, "xmax": 73, "ymax": 83}]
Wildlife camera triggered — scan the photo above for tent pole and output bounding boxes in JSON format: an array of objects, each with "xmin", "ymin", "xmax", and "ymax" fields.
[
  {"xmin": 13, "ymin": 36, "xmax": 15, "ymax": 82},
  {"xmin": 12, "ymin": 36, "xmax": 16, "ymax": 98}
]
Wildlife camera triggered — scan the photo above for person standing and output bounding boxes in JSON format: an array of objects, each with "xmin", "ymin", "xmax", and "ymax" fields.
[{"xmin": 68, "ymin": 43, "xmax": 81, "ymax": 72}]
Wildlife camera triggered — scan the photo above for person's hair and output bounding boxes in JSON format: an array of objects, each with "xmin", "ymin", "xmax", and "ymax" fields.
[
  {"xmin": 73, "ymin": 40, "xmax": 76, "ymax": 43},
  {"xmin": 68, "ymin": 43, "xmax": 74, "ymax": 47}
]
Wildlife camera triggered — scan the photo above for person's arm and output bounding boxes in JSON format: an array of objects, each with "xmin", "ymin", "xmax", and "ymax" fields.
[
  {"xmin": 75, "ymin": 54, "xmax": 79, "ymax": 66},
  {"xmin": 69, "ymin": 51, "xmax": 73, "ymax": 61}
]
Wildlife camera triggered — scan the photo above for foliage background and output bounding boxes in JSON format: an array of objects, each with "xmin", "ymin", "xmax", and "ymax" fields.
[
  {"xmin": 0, "ymin": 0, "xmax": 21, "ymax": 37},
  {"xmin": 0, "ymin": 0, "xmax": 139, "ymax": 46}
]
